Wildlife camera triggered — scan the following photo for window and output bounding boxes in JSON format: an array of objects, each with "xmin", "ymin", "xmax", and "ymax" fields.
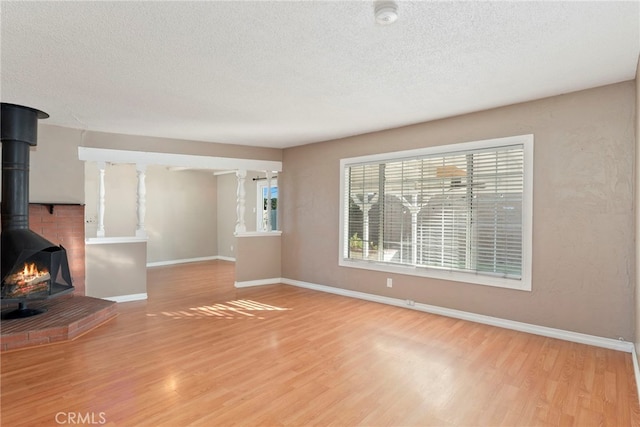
[
  {"xmin": 256, "ymin": 179, "xmax": 278, "ymax": 231},
  {"xmin": 339, "ymin": 135, "xmax": 533, "ymax": 291}
]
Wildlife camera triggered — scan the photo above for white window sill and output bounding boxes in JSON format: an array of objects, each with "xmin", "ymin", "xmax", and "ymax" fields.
[
  {"xmin": 86, "ymin": 236, "xmax": 149, "ymax": 245},
  {"xmin": 339, "ymin": 258, "xmax": 531, "ymax": 292}
]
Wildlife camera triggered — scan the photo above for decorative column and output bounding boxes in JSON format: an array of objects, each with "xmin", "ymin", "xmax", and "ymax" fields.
[
  {"xmin": 352, "ymin": 194, "xmax": 378, "ymax": 259},
  {"xmin": 96, "ymin": 162, "xmax": 106, "ymax": 238},
  {"xmin": 265, "ymin": 171, "xmax": 272, "ymax": 232},
  {"xmin": 402, "ymin": 194, "xmax": 425, "ymax": 266},
  {"xmin": 135, "ymin": 164, "xmax": 147, "ymax": 238},
  {"xmin": 235, "ymin": 169, "xmax": 247, "ymax": 233}
]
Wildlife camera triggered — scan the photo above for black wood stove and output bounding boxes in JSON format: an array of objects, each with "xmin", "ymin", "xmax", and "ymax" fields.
[{"xmin": 1, "ymin": 103, "xmax": 74, "ymax": 319}]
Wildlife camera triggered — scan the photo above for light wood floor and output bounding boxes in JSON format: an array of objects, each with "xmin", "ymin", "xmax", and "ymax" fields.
[{"xmin": 2, "ymin": 260, "xmax": 639, "ymax": 426}]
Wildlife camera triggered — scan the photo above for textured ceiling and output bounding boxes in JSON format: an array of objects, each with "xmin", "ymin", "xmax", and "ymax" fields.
[{"xmin": 1, "ymin": 1, "xmax": 639, "ymax": 149}]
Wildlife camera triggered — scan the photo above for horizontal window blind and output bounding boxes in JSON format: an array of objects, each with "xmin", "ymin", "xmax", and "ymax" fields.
[{"xmin": 344, "ymin": 144, "xmax": 524, "ymax": 279}]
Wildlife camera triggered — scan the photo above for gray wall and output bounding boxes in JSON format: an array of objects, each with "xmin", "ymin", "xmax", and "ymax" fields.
[
  {"xmin": 85, "ymin": 163, "xmax": 218, "ymax": 263},
  {"xmin": 246, "ymin": 171, "xmax": 263, "ymax": 233},
  {"xmin": 31, "ymin": 125, "xmax": 85, "ymax": 203},
  {"xmin": 85, "ymin": 162, "xmax": 137, "ymax": 237},
  {"xmin": 281, "ymin": 81, "xmax": 636, "ymax": 340},
  {"xmin": 10, "ymin": 122, "xmax": 273, "ymax": 206},
  {"xmin": 235, "ymin": 235, "xmax": 281, "ymax": 283},
  {"xmin": 217, "ymin": 173, "xmax": 238, "ymax": 259},
  {"xmin": 82, "ymin": 129, "xmax": 282, "ymax": 161},
  {"xmin": 145, "ymin": 166, "xmax": 217, "ymax": 263},
  {"xmin": 635, "ymin": 56, "xmax": 640, "ymax": 358},
  {"xmin": 85, "ymin": 242, "xmax": 147, "ymax": 298}
]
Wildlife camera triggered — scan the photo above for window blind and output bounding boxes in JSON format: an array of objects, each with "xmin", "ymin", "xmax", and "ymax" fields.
[{"xmin": 344, "ymin": 144, "xmax": 524, "ymax": 279}]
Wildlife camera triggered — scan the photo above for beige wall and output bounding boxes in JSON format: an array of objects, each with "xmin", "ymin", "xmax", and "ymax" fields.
[
  {"xmin": 85, "ymin": 163, "xmax": 218, "ymax": 263},
  {"xmin": 82, "ymin": 129, "xmax": 282, "ymax": 161},
  {"xmin": 235, "ymin": 235, "xmax": 281, "ymax": 283},
  {"xmin": 85, "ymin": 162, "xmax": 137, "ymax": 237},
  {"xmin": 635, "ymin": 56, "xmax": 640, "ymax": 355},
  {"xmin": 30, "ymin": 125, "xmax": 85, "ymax": 203},
  {"xmin": 282, "ymin": 81, "xmax": 636, "ymax": 339},
  {"xmin": 85, "ymin": 242, "xmax": 147, "ymax": 298},
  {"xmin": 244, "ymin": 171, "xmax": 262, "ymax": 233},
  {"xmin": 23, "ymin": 125, "xmax": 279, "ymax": 207},
  {"xmin": 217, "ymin": 173, "xmax": 238, "ymax": 259},
  {"xmin": 145, "ymin": 166, "xmax": 217, "ymax": 263}
]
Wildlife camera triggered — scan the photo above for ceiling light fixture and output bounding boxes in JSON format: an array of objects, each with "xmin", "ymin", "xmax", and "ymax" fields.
[{"xmin": 375, "ymin": 1, "xmax": 398, "ymax": 25}]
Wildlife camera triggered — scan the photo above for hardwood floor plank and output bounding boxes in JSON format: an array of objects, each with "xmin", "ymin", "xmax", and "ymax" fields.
[{"xmin": 1, "ymin": 260, "xmax": 639, "ymax": 426}]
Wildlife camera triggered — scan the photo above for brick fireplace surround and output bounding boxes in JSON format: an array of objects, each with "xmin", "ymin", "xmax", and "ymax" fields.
[{"xmin": 27, "ymin": 203, "xmax": 86, "ymax": 296}]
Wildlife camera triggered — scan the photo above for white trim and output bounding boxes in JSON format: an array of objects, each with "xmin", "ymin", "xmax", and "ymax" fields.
[
  {"xmin": 234, "ymin": 278, "xmax": 282, "ymax": 288},
  {"xmin": 632, "ymin": 345, "xmax": 640, "ymax": 404},
  {"xmin": 78, "ymin": 147, "xmax": 282, "ymax": 172},
  {"xmin": 522, "ymin": 135, "xmax": 534, "ymax": 290},
  {"xmin": 86, "ymin": 236, "xmax": 148, "ymax": 245},
  {"xmin": 146, "ymin": 256, "xmax": 219, "ymax": 267},
  {"xmin": 103, "ymin": 293, "xmax": 148, "ymax": 303},
  {"xmin": 235, "ymin": 231, "xmax": 282, "ymax": 237},
  {"xmin": 339, "ymin": 134, "xmax": 532, "ymax": 166},
  {"xmin": 217, "ymin": 256, "xmax": 236, "ymax": 262},
  {"xmin": 338, "ymin": 134, "xmax": 534, "ymax": 292},
  {"xmin": 280, "ymin": 277, "xmax": 634, "ymax": 353}
]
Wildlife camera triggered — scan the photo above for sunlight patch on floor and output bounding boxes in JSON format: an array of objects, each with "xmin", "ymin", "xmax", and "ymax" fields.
[{"xmin": 146, "ymin": 299, "xmax": 290, "ymax": 319}]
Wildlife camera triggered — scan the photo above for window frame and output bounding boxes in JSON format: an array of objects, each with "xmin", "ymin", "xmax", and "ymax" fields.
[
  {"xmin": 338, "ymin": 134, "xmax": 534, "ymax": 291},
  {"xmin": 256, "ymin": 179, "xmax": 278, "ymax": 232}
]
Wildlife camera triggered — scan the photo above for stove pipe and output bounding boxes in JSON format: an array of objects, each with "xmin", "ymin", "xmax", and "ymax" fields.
[
  {"xmin": 1, "ymin": 103, "xmax": 54, "ymax": 281},
  {"xmin": 1, "ymin": 103, "xmax": 49, "ymax": 230}
]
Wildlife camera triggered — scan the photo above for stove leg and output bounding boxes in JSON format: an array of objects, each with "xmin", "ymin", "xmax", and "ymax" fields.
[{"xmin": 1, "ymin": 301, "xmax": 47, "ymax": 319}]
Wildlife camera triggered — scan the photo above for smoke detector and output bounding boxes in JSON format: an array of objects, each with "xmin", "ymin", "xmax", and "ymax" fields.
[{"xmin": 375, "ymin": 2, "xmax": 398, "ymax": 25}]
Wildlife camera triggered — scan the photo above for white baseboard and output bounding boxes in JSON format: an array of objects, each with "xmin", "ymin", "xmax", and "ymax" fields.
[
  {"xmin": 280, "ymin": 277, "xmax": 635, "ymax": 354},
  {"xmin": 234, "ymin": 278, "xmax": 282, "ymax": 288},
  {"xmin": 217, "ymin": 256, "xmax": 236, "ymax": 262},
  {"xmin": 103, "ymin": 293, "xmax": 148, "ymax": 303},
  {"xmin": 147, "ymin": 256, "xmax": 226, "ymax": 267},
  {"xmin": 632, "ymin": 345, "xmax": 640, "ymax": 404}
]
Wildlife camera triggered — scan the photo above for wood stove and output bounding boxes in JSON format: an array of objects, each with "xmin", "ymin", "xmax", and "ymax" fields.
[{"xmin": 1, "ymin": 103, "xmax": 74, "ymax": 319}]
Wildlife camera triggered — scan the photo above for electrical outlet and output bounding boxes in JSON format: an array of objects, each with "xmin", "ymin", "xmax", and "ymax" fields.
[
  {"xmin": 406, "ymin": 299, "xmax": 415, "ymax": 306},
  {"xmin": 386, "ymin": 278, "xmax": 392, "ymax": 288}
]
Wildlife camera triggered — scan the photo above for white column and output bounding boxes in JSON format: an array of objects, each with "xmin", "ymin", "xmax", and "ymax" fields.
[
  {"xmin": 235, "ymin": 169, "xmax": 247, "ymax": 233},
  {"xmin": 352, "ymin": 194, "xmax": 377, "ymax": 259},
  {"xmin": 363, "ymin": 207, "xmax": 370, "ymax": 259},
  {"xmin": 402, "ymin": 194, "xmax": 423, "ymax": 266},
  {"xmin": 265, "ymin": 171, "xmax": 272, "ymax": 232},
  {"xmin": 136, "ymin": 164, "xmax": 147, "ymax": 238},
  {"xmin": 96, "ymin": 162, "xmax": 106, "ymax": 238}
]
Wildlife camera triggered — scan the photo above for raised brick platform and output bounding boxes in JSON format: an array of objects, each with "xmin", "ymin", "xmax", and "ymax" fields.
[{"xmin": 0, "ymin": 295, "xmax": 117, "ymax": 352}]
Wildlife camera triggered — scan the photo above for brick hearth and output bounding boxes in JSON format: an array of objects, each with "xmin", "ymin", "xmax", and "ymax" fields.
[{"xmin": 0, "ymin": 295, "xmax": 117, "ymax": 352}]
